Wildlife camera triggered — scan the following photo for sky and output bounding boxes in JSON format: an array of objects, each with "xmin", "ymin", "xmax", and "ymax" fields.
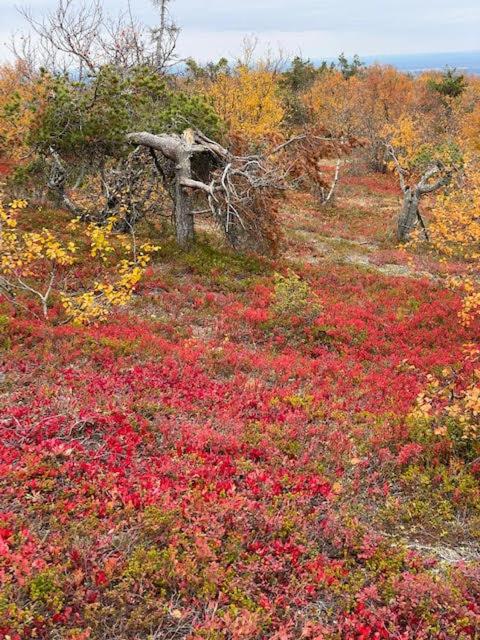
[{"xmin": 1, "ymin": 0, "xmax": 479, "ymax": 64}]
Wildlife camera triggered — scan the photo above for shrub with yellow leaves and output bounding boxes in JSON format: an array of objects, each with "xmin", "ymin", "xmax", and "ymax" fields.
[
  {"xmin": 409, "ymin": 344, "xmax": 480, "ymax": 462},
  {"xmin": 61, "ymin": 241, "xmax": 159, "ymax": 325},
  {"xmin": 385, "ymin": 114, "xmax": 462, "ymax": 178},
  {"xmin": 0, "ymin": 197, "xmax": 159, "ymax": 323},
  {"xmin": 428, "ymin": 159, "xmax": 480, "ymax": 325},
  {"xmin": 208, "ymin": 65, "xmax": 285, "ymax": 145}
]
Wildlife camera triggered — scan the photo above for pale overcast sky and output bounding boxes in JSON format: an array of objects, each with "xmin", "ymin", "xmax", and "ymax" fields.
[{"xmin": 1, "ymin": 0, "xmax": 479, "ymax": 63}]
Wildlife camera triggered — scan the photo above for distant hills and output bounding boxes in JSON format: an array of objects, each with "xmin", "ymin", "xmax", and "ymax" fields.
[
  {"xmin": 315, "ymin": 51, "xmax": 480, "ymax": 75},
  {"xmin": 172, "ymin": 50, "xmax": 480, "ymax": 76}
]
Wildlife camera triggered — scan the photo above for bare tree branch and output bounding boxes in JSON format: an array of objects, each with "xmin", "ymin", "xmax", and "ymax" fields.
[
  {"xmin": 127, "ymin": 128, "xmax": 285, "ymax": 251},
  {"xmin": 15, "ymin": 0, "xmax": 178, "ymax": 74}
]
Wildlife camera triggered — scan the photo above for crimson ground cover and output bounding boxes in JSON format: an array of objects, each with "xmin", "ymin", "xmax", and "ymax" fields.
[{"xmin": 0, "ymin": 200, "xmax": 479, "ymax": 639}]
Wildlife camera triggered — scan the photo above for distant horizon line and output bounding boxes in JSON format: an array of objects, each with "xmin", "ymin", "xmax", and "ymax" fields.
[
  {"xmin": 180, "ymin": 48, "xmax": 480, "ymax": 63},
  {"xmin": 177, "ymin": 48, "xmax": 480, "ymax": 68},
  {"xmin": 322, "ymin": 49, "xmax": 480, "ymax": 62},
  {"xmin": 335, "ymin": 50, "xmax": 480, "ymax": 74},
  {"xmin": 174, "ymin": 49, "xmax": 480, "ymax": 74}
]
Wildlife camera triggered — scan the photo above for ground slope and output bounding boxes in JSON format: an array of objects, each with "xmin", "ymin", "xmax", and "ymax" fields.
[{"xmin": 0, "ymin": 178, "xmax": 479, "ymax": 640}]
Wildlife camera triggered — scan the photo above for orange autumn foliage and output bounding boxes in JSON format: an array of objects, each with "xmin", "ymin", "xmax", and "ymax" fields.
[
  {"xmin": 0, "ymin": 61, "xmax": 48, "ymax": 162},
  {"xmin": 462, "ymin": 103, "xmax": 480, "ymax": 153},
  {"xmin": 302, "ymin": 70, "xmax": 359, "ymax": 137},
  {"xmin": 303, "ymin": 66, "xmax": 415, "ymax": 168}
]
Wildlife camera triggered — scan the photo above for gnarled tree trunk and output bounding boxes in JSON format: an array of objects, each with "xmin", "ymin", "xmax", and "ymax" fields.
[
  {"xmin": 397, "ymin": 187, "xmax": 421, "ymax": 242},
  {"xmin": 126, "ymin": 130, "xmax": 223, "ymax": 249},
  {"xmin": 387, "ymin": 145, "xmax": 453, "ymax": 243},
  {"xmin": 174, "ymin": 157, "xmax": 195, "ymax": 247}
]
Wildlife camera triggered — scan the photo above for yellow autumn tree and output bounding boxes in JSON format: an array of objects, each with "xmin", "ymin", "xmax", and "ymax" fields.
[
  {"xmin": 303, "ymin": 71, "xmax": 359, "ymax": 137},
  {"xmin": 303, "ymin": 66, "xmax": 415, "ymax": 169},
  {"xmin": 385, "ymin": 114, "xmax": 462, "ymax": 241},
  {"xmin": 386, "ymin": 114, "xmax": 479, "ymax": 323},
  {"xmin": 428, "ymin": 159, "xmax": 480, "ymax": 325},
  {"xmin": 208, "ymin": 65, "xmax": 285, "ymax": 144}
]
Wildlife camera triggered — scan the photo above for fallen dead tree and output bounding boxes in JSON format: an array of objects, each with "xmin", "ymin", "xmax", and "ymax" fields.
[
  {"xmin": 276, "ymin": 130, "xmax": 361, "ymax": 206},
  {"xmin": 126, "ymin": 128, "xmax": 285, "ymax": 253},
  {"xmin": 48, "ymin": 127, "xmax": 353, "ymax": 255}
]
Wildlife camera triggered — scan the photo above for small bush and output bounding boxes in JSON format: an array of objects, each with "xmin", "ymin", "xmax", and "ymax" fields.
[
  {"xmin": 0, "ymin": 314, "xmax": 10, "ymax": 350},
  {"xmin": 272, "ymin": 270, "xmax": 321, "ymax": 318}
]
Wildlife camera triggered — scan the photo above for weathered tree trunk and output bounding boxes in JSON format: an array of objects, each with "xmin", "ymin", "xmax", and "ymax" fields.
[
  {"xmin": 388, "ymin": 144, "xmax": 453, "ymax": 244},
  {"xmin": 174, "ymin": 158, "xmax": 195, "ymax": 248},
  {"xmin": 126, "ymin": 131, "xmax": 197, "ymax": 248},
  {"xmin": 126, "ymin": 130, "xmax": 228, "ymax": 249},
  {"xmin": 397, "ymin": 187, "xmax": 420, "ymax": 242}
]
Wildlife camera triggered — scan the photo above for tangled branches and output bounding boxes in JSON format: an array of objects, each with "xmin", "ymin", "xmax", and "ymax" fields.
[
  {"xmin": 276, "ymin": 129, "xmax": 360, "ymax": 205},
  {"xmin": 208, "ymin": 155, "xmax": 285, "ymax": 254},
  {"xmin": 47, "ymin": 146, "xmax": 165, "ymax": 230},
  {"xmin": 128, "ymin": 128, "xmax": 286, "ymax": 253},
  {"xmin": 99, "ymin": 147, "xmax": 162, "ymax": 231}
]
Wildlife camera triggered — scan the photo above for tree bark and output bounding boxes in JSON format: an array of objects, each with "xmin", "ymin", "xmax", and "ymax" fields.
[
  {"xmin": 397, "ymin": 187, "xmax": 421, "ymax": 242},
  {"xmin": 388, "ymin": 147, "xmax": 453, "ymax": 243},
  {"xmin": 174, "ymin": 153, "xmax": 195, "ymax": 248},
  {"xmin": 127, "ymin": 131, "xmax": 202, "ymax": 248}
]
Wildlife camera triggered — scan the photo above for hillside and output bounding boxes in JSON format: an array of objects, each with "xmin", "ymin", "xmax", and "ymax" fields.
[
  {"xmin": 1, "ymin": 7, "xmax": 480, "ymax": 635},
  {"xmin": 1, "ymin": 172, "xmax": 479, "ymax": 639}
]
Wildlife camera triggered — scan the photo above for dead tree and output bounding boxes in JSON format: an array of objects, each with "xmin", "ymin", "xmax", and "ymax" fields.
[
  {"xmin": 388, "ymin": 145, "xmax": 453, "ymax": 242},
  {"xmin": 277, "ymin": 131, "xmax": 358, "ymax": 207},
  {"xmin": 151, "ymin": 0, "xmax": 179, "ymax": 72},
  {"xmin": 126, "ymin": 129, "xmax": 285, "ymax": 252},
  {"xmin": 16, "ymin": 0, "xmax": 178, "ymax": 76}
]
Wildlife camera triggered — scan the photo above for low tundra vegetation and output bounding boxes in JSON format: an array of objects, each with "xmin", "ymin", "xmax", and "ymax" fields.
[
  {"xmin": 0, "ymin": 3, "xmax": 479, "ymax": 637},
  {"xmin": 0, "ymin": 196, "xmax": 479, "ymax": 639}
]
